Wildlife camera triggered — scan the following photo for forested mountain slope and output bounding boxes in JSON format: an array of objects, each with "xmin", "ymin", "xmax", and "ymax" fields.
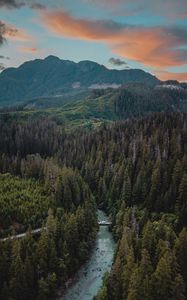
[
  {"xmin": 1, "ymin": 82, "xmax": 186, "ymax": 131},
  {"xmin": 53, "ymin": 83, "xmax": 187, "ymax": 128},
  {"xmin": 0, "ymin": 112, "xmax": 186, "ymax": 299},
  {"xmin": 0, "ymin": 56, "xmax": 159, "ymax": 105}
]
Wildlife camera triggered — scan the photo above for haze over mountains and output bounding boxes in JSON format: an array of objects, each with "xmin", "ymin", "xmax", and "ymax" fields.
[{"xmin": 0, "ymin": 56, "xmax": 159, "ymax": 105}]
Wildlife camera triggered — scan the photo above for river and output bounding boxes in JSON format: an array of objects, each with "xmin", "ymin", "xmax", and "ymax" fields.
[{"xmin": 59, "ymin": 210, "xmax": 115, "ymax": 300}]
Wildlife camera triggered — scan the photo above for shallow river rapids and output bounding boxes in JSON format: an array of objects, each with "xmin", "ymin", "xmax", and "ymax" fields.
[{"xmin": 59, "ymin": 210, "xmax": 115, "ymax": 300}]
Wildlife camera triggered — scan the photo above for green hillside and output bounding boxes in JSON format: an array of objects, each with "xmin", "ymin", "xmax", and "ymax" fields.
[{"xmin": 3, "ymin": 83, "xmax": 186, "ymax": 131}]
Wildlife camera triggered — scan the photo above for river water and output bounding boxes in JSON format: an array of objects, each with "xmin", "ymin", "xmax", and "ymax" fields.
[{"xmin": 60, "ymin": 210, "xmax": 115, "ymax": 300}]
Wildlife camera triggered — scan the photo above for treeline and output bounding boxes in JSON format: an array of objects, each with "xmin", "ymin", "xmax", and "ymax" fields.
[
  {"xmin": 0, "ymin": 116, "xmax": 64, "ymax": 157},
  {"xmin": 90, "ymin": 83, "xmax": 187, "ymax": 120},
  {"xmin": 113, "ymin": 84, "xmax": 187, "ymax": 119}
]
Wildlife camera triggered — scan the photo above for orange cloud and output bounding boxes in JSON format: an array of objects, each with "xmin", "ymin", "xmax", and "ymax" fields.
[
  {"xmin": 41, "ymin": 10, "xmax": 187, "ymax": 70},
  {"xmin": 19, "ymin": 46, "xmax": 38, "ymax": 53},
  {"xmin": 5, "ymin": 27, "xmax": 31, "ymax": 42},
  {"xmin": 41, "ymin": 10, "xmax": 119, "ymax": 41},
  {"xmin": 154, "ymin": 70, "xmax": 187, "ymax": 82},
  {"xmin": 112, "ymin": 29, "xmax": 187, "ymax": 68}
]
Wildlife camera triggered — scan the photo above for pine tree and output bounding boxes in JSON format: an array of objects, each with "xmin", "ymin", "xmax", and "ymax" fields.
[
  {"xmin": 142, "ymin": 221, "xmax": 156, "ymax": 259},
  {"xmin": 175, "ymin": 228, "xmax": 187, "ymax": 287},
  {"xmin": 122, "ymin": 247, "xmax": 135, "ymax": 299},
  {"xmin": 9, "ymin": 241, "xmax": 26, "ymax": 300},
  {"xmin": 171, "ymin": 274, "xmax": 185, "ymax": 300},
  {"xmin": 177, "ymin": 174, "xmax": 187, "ymax": 225},
  {"xmin": 149, "ymin": 160, "xmax": 161, "ymax": 211},
  {"xmin": 121, "ymin": 170, "xmax": 132, "ymax": 206},
  {"xmin": 37, "ymin": 277, "xmax": 49, "ymax": 300},
  {"xmin": 152, "ymin": 254, "xmax": 172, "ymax": 300},
  {"xmin": 138, "ymin": 249, "xmax": 153, "ymax": 299},
  {"xmin": 23, "ymin": 254, "xmax": 35, "ymax": 299},
  {"xmin": 127, "ymin": 266, "xmax": 141, "ymax": 300},
  {"xmin": 36, "ymin": 230, "xmax": 49, "ymax": 277}
]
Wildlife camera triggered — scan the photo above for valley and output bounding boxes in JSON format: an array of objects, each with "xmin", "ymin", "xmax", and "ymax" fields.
[
  {"xmin": 61, "ymin": 210, "xmax": 115, "ymax": 300},
  {"xmin": 0, "ymin": 111, "xmax": 186, "ymax": 300}
]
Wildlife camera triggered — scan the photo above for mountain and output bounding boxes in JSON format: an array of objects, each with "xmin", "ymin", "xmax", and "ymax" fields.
[{"xmin": 0, "ymin": 56, "xmax": 160, "ymax": 105}]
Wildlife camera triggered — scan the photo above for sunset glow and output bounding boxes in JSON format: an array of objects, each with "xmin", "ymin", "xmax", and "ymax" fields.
[{"xmin": 0, "ymin": 0, "xmax": 187, "ymax": 81}]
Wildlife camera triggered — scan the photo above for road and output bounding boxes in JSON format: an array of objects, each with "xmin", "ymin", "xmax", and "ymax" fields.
[
  {"xmin": 0, "ymin": 219, "xmax": 110, "ymax": 242},
  {"xmin": 0, "ymin": 227, "xmax": 46, "ymax": 242}
]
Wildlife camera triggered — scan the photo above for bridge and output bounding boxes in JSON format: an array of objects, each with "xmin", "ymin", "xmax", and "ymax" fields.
[{"xmin": 98, "ymin": 221, "xmax": 112, "ymax": 226}]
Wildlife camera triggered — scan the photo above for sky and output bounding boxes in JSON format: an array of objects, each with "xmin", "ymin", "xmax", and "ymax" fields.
[{"xmin": 0, "ymin": 0, "xmax": 187, "ymax": 81}]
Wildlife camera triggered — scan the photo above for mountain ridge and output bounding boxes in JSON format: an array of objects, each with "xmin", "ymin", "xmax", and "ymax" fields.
[{"xmin": 0, "ymin": 56, "xmax": 160, "ymax": 105}]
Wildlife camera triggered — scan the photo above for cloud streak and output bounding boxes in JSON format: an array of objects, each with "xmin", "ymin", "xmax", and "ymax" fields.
[
  {"xmin": 0, "ymin": 55, "xmax": 10, "ymax": 59},
  {"xmin": 109, "ymin": 57, "xmax": 128, "ymax": 66},
  {"xmin": 83, "ymin": 0, "xmax": 187, "ymax": 19},
  {"xmin": 41, "ymin": 10, "xmax": 187, "ymax": 70},
  {"xmin": 19, "ymin": 46, "xmax": 38, "ymax": 53},
  {"xmin": 0, "ymin": 0, "xmax": 23, "ymax": 9},
  {"xmin": 42, "ymin": 11, "xmax": 123, "ymax": 41},
  {"xmin": 0, "ymin": 0, "xmax": 46, "ymax": 9}
]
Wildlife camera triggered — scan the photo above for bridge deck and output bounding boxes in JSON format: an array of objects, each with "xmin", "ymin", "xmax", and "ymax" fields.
[{"xmin": 98, "ymin": 221, "xmax": 112, "ymax": 226}]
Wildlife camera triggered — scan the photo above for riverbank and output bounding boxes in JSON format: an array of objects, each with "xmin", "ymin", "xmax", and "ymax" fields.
[{"xmin": 58, "ymin": 210, "xmax": 115, "ymax": 300}]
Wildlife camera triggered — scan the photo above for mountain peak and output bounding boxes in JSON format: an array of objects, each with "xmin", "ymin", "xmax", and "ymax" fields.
[
  {"xmin": 78, "ymin": 60, "xmax": 106, "ymax": 72},
  {"xmin": 44, "ymin": 55, "xmax": 60, "ymax": 61}
]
